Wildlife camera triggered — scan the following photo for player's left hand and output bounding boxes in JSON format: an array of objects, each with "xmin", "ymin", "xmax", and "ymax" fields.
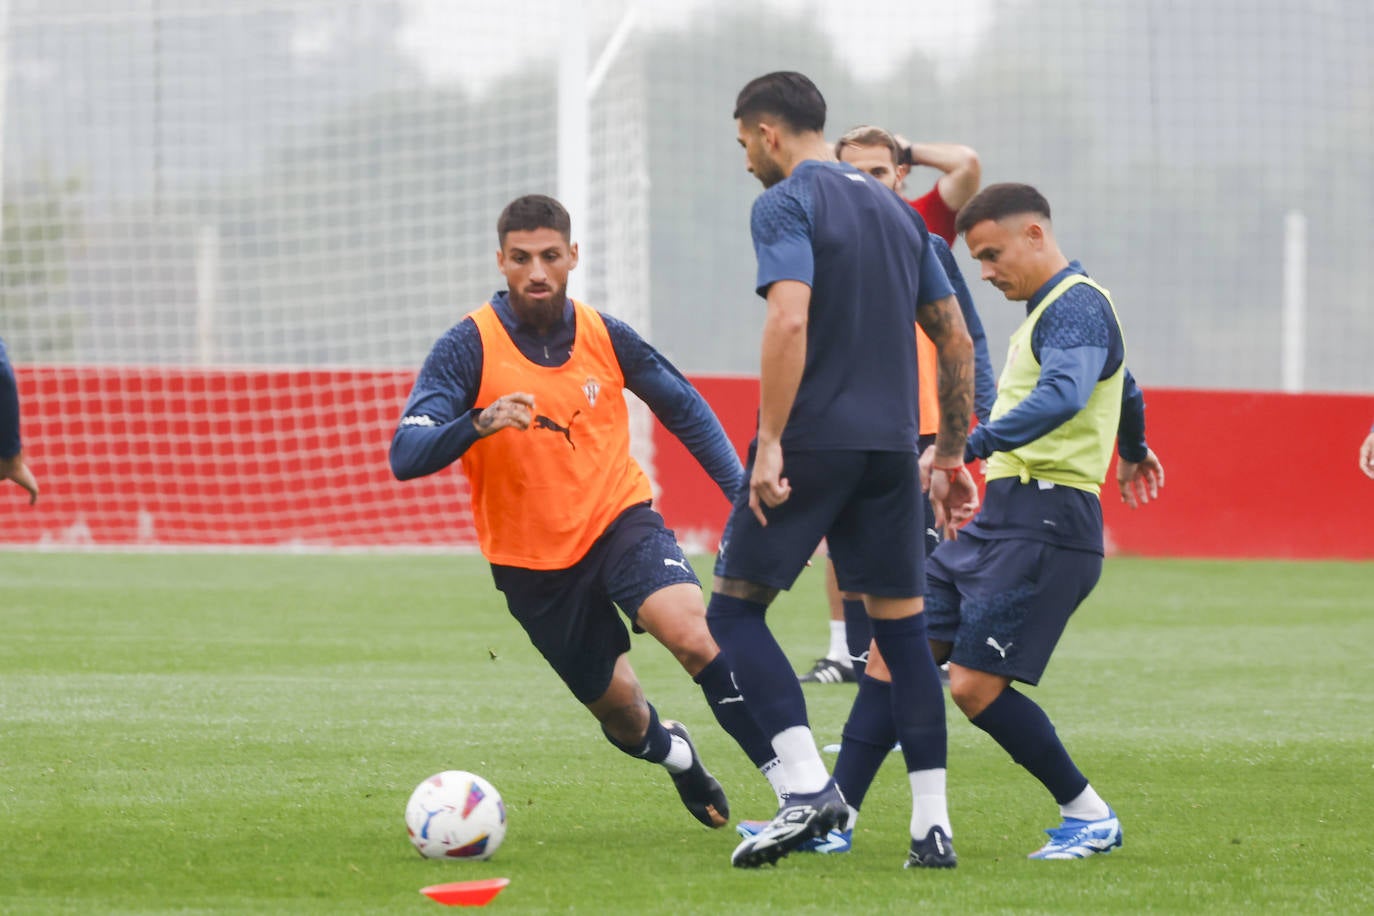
[
  {"xmin": 932, "ymin": 466, "xmax": 979, "ymax": 540},
  {"xmin": 922, "ymin": 447, "xmax": 978, "ymax": 540},
  {"xmin": 1360, "ymin": 432, "xmax": 1374, "ymax": 479},
  {"xmin": 748, "ymin": 439, "xmax": 790, "ymax": 526},
  {"xmin": 1117, "ymin": 448, "xmax": 1165, "ymax": 508}
]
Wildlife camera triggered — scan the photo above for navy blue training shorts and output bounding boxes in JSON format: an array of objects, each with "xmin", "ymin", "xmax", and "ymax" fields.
[
  {"xmin": 923, "ymin": 534, "xmax": 1102, "ymax": 685},
  {"xmin": 714, "ymin": 448, "xmax": 924, "ymax": 597},
  {"xmin": 489, "ymin": 502, "xmax": 699, "ymax": 704}
]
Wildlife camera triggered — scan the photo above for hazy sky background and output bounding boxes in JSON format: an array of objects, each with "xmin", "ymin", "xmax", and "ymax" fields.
[
  {"xmin": 394, "ymin": 0, "xmax": 998, "ymax": 89},
  {"xmin": 5, "ymin": 0, "xmax": 1370, "ymax": 391}
]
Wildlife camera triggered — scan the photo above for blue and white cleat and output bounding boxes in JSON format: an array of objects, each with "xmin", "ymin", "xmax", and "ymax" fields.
[
  {"xmin": 1027, "ymin": 809, "xmax": 1123, "ymax": 859},
  {"xmin": 730, "ymin": 780, "xmax": 849, "ymax": 867},
  {"xmin": 736, "ymin": 818, "xmax": 852, "ymax": 854}
]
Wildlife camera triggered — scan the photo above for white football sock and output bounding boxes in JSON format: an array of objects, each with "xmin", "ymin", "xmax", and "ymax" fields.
[
  {"xmin": 908, "ymin": 768, "xmax": 951, "ymax": 838},
  {"xmin": 772, "ymin": 726, "xmax": 830, "ymax": 794},
  {"xmin": 660, "ymin": 733, "xmax": 693, "ymax": 774},
  {"xmin": 826, "ymin": 620, "xmax": 850, "ymax": 665},
  {"xmin": 760, "ymin": 756, "xmax": 788, "ymax": 804},
  {"xmin": 1059, "ymin": 784, "xmax": 1111, "ymax": 821}
]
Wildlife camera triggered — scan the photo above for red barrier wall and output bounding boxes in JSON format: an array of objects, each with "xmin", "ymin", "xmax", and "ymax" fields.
[
  {"xmin": 4, "ymin": 367, "xmax": 1372, "ymax": 558},
  {"xmin": 0, "ymin": 366, "xmax": 472, "ymax": 548},
  {"xmin": 652, "ymin": 378, "xmax": 1374, "ymax": 560}
]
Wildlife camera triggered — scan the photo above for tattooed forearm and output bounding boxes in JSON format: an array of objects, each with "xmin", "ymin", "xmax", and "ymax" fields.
[{"xmin": 917, "ymin": 294, "xmax": 975, "ymax": 462}]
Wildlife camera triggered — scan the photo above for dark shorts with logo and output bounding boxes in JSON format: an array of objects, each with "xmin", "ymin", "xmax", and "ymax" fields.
[
  {"xmin": 490, "ymin": 502, "xmax": 699, "ymax": 704},
  {"xmin": 714, "ymin": 448, "xmax": 924, "ymax": 598},
  {"xmin": 923, "ymin": 534, "xmax": 1102, "ymax": 685}
]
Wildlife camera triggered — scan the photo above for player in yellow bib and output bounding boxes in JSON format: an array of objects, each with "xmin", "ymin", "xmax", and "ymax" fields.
[
  {"xmin": 391, "ymin": 195, "xmax": 783, "ymax": 833},
  {"xmin": 923, "ymin": 183, "xmax": 1165, "ymax": 860}
]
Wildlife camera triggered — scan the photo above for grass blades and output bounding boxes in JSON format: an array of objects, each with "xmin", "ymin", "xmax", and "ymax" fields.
[{"xmin": 1, "ymin": 553, "xmax": 1370, "ymax": 914}]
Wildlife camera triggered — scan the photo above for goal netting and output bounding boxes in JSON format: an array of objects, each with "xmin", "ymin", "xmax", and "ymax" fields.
[
  {"xmin": 1, "ymin": 0, "xmax": 647, "ymax": 547},
  {"xmin": 4, "ymin": 0, "xmax": 1371, "ymax": 548}
]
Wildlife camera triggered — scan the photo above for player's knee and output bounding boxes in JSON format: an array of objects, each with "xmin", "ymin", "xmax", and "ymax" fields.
[
  {"xmin": 948, "ymin": 671, "xmax": 1001, "ymax": 719},
  {"xmin": 664, "ymin": 632, "xmax": 717, "ymax": 677},
  {"xmin": 948, "ymin": 687, "xmax": 985, "ymax": 720}
]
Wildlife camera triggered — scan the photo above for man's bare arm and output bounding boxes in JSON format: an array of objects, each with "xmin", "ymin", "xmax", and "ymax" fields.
[
  {"xmin": 899, "ymin": 139, "xmax": 982, "ymax": 211},
  {"xmin": 916, "ymin": 293, "xmax": 975, "ymax": 463}
]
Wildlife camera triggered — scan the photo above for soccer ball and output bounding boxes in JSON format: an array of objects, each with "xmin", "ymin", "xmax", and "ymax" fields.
[{"xmin": 405, "ymin": 770, "xmax": 507, "ymax": 860}]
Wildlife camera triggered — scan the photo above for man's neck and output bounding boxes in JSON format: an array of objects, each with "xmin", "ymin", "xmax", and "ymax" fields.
[
  {"xmin": 1028, "ymin": 253, "xmax": 1073, "ymax": 293},
  {"xmin": 781, "ymin": 134, "xmax": 836, "ymax": 178}
]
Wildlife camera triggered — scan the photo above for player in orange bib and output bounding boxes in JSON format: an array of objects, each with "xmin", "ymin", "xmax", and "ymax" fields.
[{"xmin": 390, "ymin": 195, "xmax": 783, "ymax": 831}]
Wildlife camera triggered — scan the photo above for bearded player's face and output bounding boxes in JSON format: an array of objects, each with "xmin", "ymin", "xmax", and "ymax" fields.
[
  {"xmin": 737, "ymin": 119, "xmax": 787, "ymax": 189},
  {"xmin": 497, "ymin": 227, "xmax": 579, "ymax": 320}
]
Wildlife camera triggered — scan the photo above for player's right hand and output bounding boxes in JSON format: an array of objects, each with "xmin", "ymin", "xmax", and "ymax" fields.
[
  {"xmin": 748, "ymin": 439, "xmax": 790, "ymax": 526},
  {"xmin": 474, "ymin": 392, "xmax": 535, "ymax": 437},
  {"xmin": 0, "ymin": 452, "xmax": 39, "ymax": 505}
]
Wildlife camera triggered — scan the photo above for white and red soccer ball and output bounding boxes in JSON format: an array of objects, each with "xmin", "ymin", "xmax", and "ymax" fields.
[{"xmin": 405, "ymin": 770, "xmax": 507, "ymax": 860}]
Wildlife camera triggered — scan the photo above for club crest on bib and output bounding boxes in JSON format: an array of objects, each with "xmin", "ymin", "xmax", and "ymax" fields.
[{"xmin": 583, "ymin": 376, "xmax": 601, "ymax": 407}]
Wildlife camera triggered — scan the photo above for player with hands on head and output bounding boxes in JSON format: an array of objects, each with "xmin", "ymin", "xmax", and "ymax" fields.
[
  {"xmin": 713, "ymin": 71, "xmax": 976, "ymax": 870},
  {"xmin": 390, "ymin": 194, "xmax": 785, "ymax": 833},
  {"xmin": 797, "ymin": 125, "xmax": 993, "ymax": 687},
  {"xmin": 894, "ymin": 134, "xmax": 982, "ymax": 240},
  {"xmin": 0, "ymin": 336, "xmax": 39, "ymax": 505}
]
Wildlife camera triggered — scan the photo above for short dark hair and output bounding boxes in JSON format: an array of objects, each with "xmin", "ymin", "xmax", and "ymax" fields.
[
  {"xmin": 733, "ymin": 71, "xmax": 826, "ymax": 134},
  {"xmin": 497, "ymin": 194, "xmax": 571, "ymax": 244},
  {"xmin": 954, "ymin": 183, "xmax": 1052, "ymax": 235}
]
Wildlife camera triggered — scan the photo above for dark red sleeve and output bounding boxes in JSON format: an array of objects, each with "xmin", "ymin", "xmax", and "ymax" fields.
[{"xmin": 909, "ymin": 185, "xmax": 957, "ymax": 245}]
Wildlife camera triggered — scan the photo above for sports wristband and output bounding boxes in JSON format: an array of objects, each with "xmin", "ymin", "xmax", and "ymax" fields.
[{"xmin": 932, "ymin": 464, "xmax": 964, "ymax": 477}]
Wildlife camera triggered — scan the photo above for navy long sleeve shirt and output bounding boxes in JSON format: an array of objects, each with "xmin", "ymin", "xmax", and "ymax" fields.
[
  {"xmin": 929, "ymin": 235, "xmax": 996, "ymax": 424},
  {"xmin": 958, "ymin": 263, "xmax": 1150, "ymax": 553},
  {"xmin": 0, "ymin": 337, "xmax": 22, "ymax": 460},
  {"xmin": 964, "ymin": 262, "xmax": 1148, "ymax": 464}
]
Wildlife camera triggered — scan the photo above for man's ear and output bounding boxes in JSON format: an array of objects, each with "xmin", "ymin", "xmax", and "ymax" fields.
[{"xmin": 758, "ymin": 120, "xmax": 781, "ymax": 152}]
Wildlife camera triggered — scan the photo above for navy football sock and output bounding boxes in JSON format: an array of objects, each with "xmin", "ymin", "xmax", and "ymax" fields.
[
  {"xmin": 969, "ymin": 686, "xmax": 1089, "ymax": 805},
  {"xmin": 870, "ymin": 614, "xmax": 946, "ymax": 773},
  {"xmin": 833, "ymin": 675, "xmax": 896, "ymax": 811},
  {"xmin": 842, "ymin": 598, "xmax": 871, "ymax": 679},
  {"xmin": 706, "ymin": 592, "xmax": 810, "ymax": 738},
  {"xmin": 602, "ymin": 702, "xmax": 672, "ymax": 763},
  {"xmin": 694, "ymin": 654, "xmax": 774, "ymax": 768}
]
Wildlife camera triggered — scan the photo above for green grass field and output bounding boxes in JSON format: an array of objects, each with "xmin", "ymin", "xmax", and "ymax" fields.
[{"xmin": 2, "ymin": 553, "xmax": 1371, "ymax": 914}]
